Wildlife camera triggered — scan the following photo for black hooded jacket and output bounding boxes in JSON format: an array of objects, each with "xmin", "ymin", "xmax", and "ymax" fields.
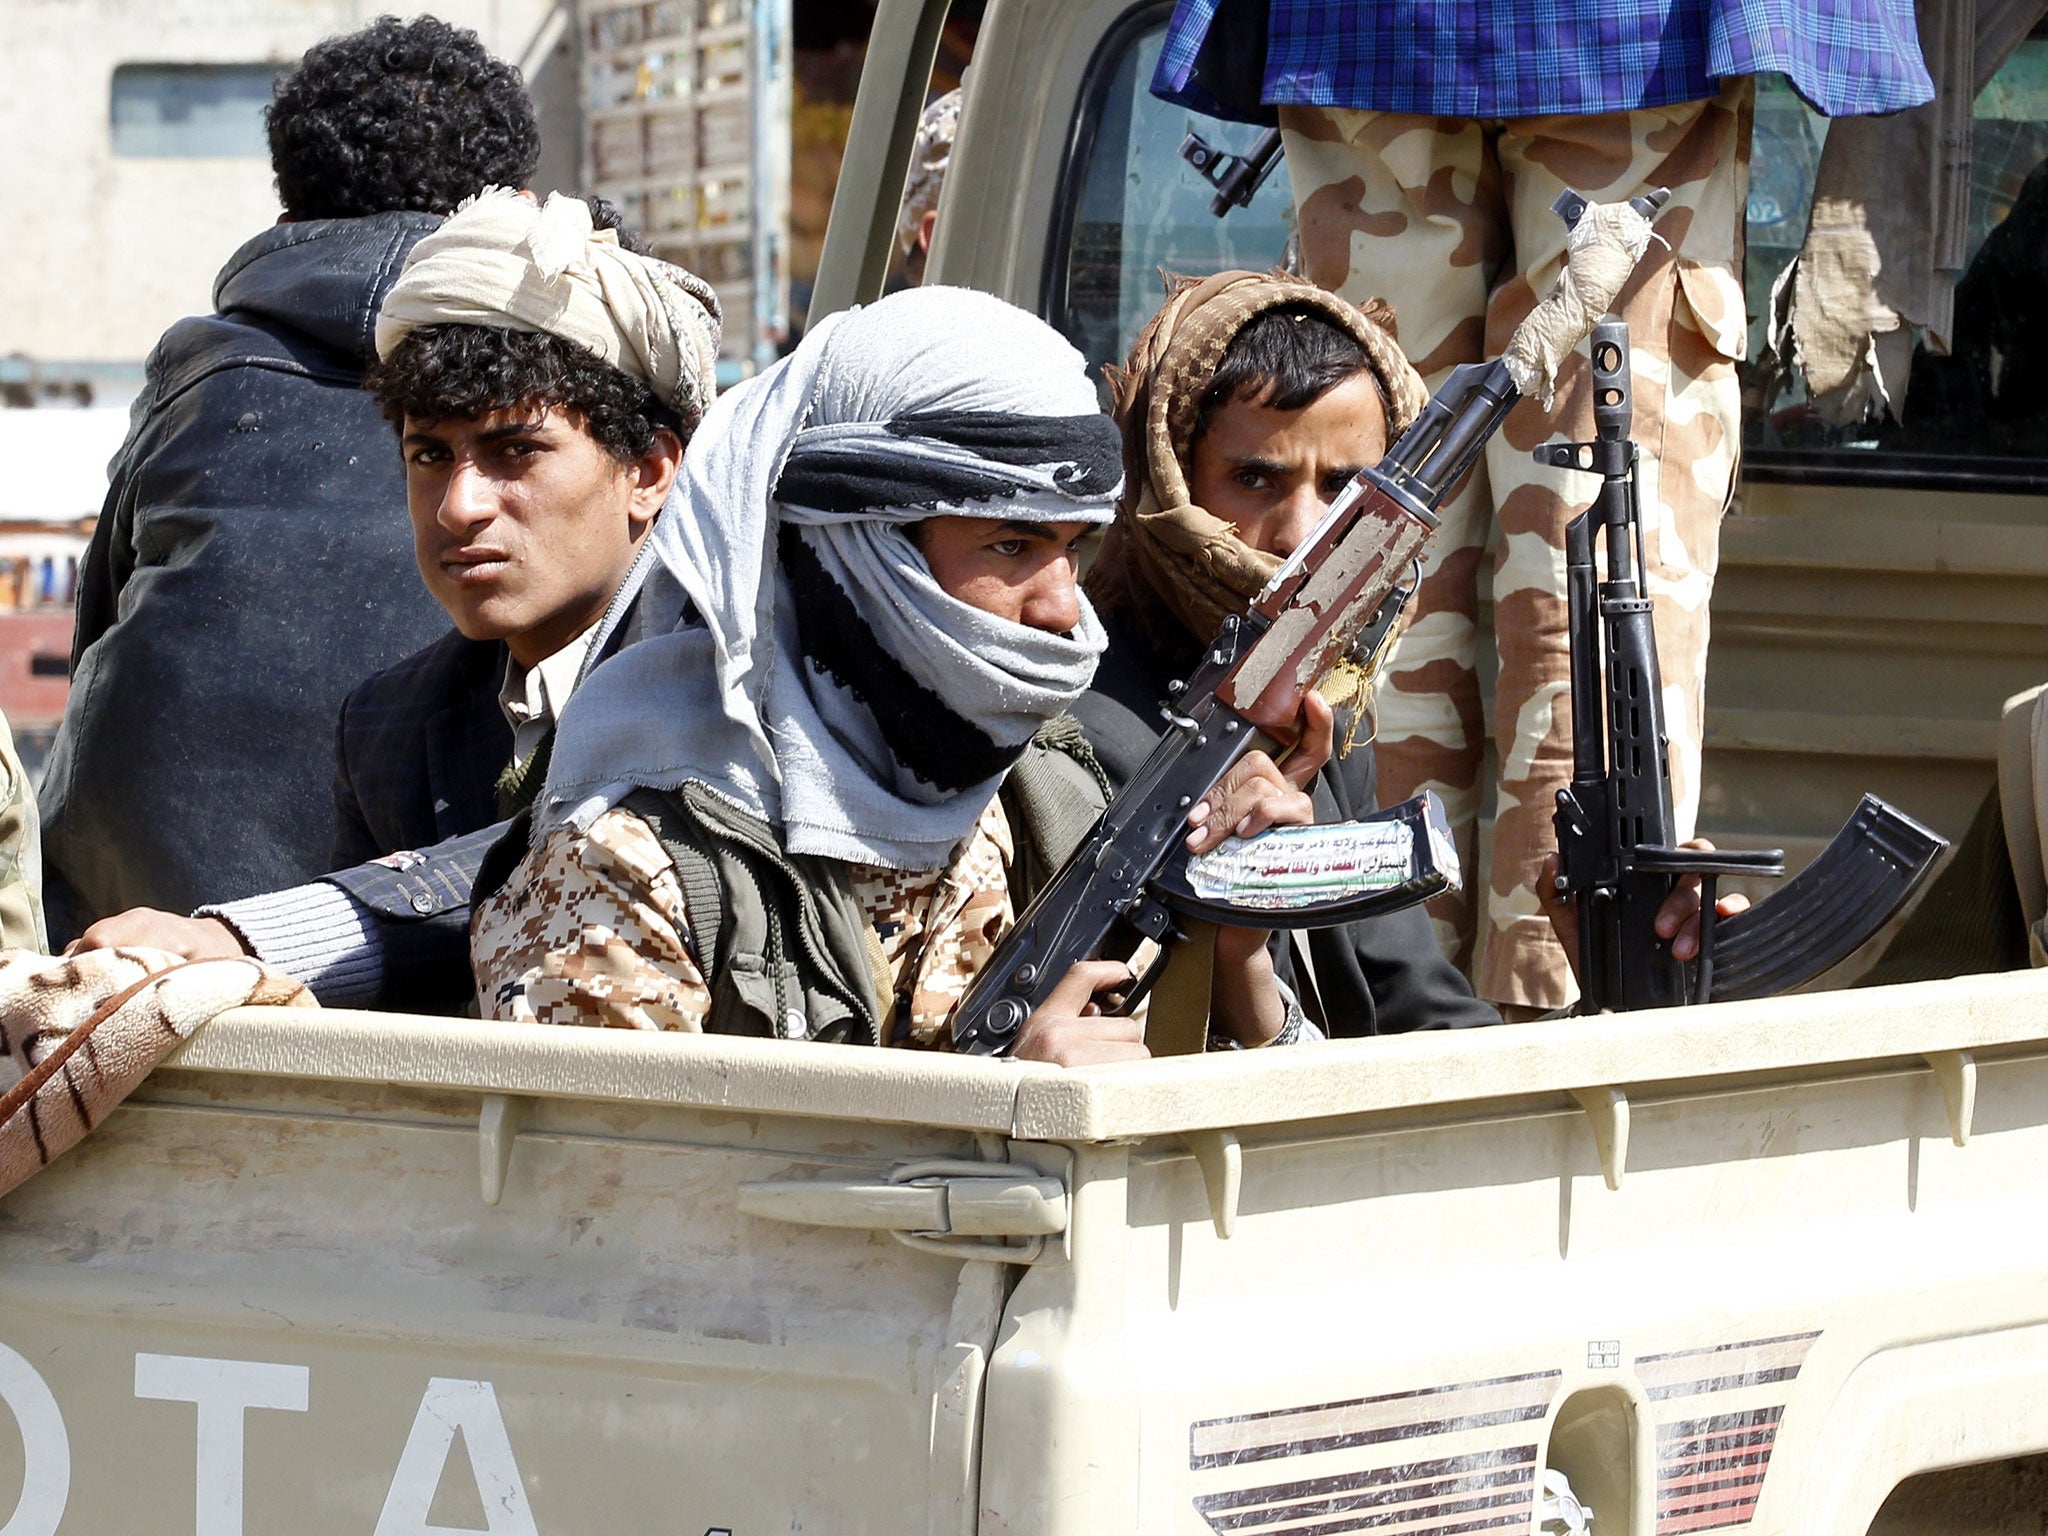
[
  {"xmin": 1073, "ymin": 611, "xmax": 1501, "ymax": 1036},
  {"xmin": 40, "ymin": 213, "xmax": 451, "ymax": 941}
]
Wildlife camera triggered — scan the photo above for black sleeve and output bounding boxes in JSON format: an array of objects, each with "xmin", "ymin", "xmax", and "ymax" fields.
[
  {"xmin": 321, "ymin": 822, "xmax": 506, "ymax": 1014},
  {"xmin": 1287, "ymin": 745, "xmax": 1501, "ymax": 1035},
  {"xmin": 329, "ymin": 686, "xmax": 381, "ymax": 872}
]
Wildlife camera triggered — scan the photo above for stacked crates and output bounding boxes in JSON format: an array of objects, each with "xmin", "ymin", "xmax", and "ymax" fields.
[{"xmin": 581, "ymin": 0, "xmax": 790, "ymax": 371}]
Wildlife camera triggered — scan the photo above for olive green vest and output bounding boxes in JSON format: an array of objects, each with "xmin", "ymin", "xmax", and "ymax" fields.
[{"xmin": 486, "ymin": 718, "xmax": 1107, "ymax": 1046}]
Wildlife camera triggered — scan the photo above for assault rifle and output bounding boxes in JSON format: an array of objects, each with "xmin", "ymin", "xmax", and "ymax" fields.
[
  {"xmin": 952, "ymin": 189, "xmax": 1671, "ymax": 1055},
  {"xmin": 1544, "ymin": 321, "xmax": 1947, "ymax": 1011},
  {"xmin": 1180, "ymin": 127, "xmax": 1286, "ymax": 218}
]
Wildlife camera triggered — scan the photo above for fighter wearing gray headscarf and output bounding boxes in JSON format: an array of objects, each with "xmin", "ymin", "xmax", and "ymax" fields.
[{"xmin": 471, "ymin": 286, "xmax": 1335, "ymax": 1065}]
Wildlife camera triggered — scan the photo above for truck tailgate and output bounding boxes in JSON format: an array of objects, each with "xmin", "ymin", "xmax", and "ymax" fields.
[{"xmin": 0, "ymin": 1014, "xmax": 1044, "ymax": 1535}]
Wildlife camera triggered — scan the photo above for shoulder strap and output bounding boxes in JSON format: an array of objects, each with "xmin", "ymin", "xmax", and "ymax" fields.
[{"xmin": 1003, "ymin": 714, "xmax": 1111, "ymax": 903}]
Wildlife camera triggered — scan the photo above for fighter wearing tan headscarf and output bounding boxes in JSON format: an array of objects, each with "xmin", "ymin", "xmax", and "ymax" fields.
[
  {"xmin": 0, "ymin": 187, "xmax": 728, "ymax": 1202},
  {"xmin": 1093, "ymin": 270, "xmax": 1424, "ymax": 657},
  {"xmin": 1077, "ymin": 269, "xmax": 1504, "ymax": 1036}
]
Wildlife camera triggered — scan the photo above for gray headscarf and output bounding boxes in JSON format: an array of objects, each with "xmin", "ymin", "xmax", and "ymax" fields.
[{"xmin": 541, "ymin": 286, "xmax": 1121, "ymax": 870}]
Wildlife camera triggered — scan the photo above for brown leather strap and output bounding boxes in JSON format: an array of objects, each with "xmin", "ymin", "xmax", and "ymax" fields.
[{"xmin": 1145, "ymin": 921, "xmax": 1215, "ymax": 1057}]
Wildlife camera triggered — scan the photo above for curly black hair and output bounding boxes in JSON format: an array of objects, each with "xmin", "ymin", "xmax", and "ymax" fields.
[
  {"xmin": 364, "ymin": 195, "xmax": 681, "ymax": 461},
  {"xmin": 367, "ymin": 328, "xmax": 684, "ymax": 462},
  {"xmin": 268, "ymin": 15, "xmax": 539, "ymax": 222}
]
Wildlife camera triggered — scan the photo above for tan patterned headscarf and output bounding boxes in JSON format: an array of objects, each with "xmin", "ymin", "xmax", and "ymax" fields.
[
  {"xmin": 377, "ymin": 188, "xmax": 723, "ymax": 434},
  {"xmin": 1089, "ymin": 270, "xmax": 1427, "ymax": 656}
]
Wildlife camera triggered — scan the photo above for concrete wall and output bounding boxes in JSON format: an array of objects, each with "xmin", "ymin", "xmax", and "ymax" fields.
[{"xmin": 0, "ymin": 0, "xmax": 580, "ymax": 365}]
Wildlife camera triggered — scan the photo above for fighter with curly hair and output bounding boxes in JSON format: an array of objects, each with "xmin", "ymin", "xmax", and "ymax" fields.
[
  {"xmin": 42, "ymin": 15, "xmax": 544, "ymax": 942},
  {"xmin": 70, "ymin": 190, "xmax": 724, "ymax": 1019}
]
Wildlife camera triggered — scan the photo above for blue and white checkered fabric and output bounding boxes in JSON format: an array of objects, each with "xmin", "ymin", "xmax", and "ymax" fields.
[{"xmin": 1154, "ymin": 0, "xmax": 1933, "ymax": 120}]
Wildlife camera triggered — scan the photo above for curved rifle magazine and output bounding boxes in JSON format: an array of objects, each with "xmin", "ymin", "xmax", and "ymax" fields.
[{"xmin": 1707, "ymin": 796, "xmax": 1948, "ymax": 1002}]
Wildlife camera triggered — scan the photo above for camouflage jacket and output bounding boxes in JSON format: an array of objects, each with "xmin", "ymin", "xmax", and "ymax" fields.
[{"xmin": 471, "ymin": 723, "xmax": 1107, "ymax": 1046}]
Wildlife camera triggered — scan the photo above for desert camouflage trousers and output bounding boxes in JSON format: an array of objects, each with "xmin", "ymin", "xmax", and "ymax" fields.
[{"xmin": 1280, "ymin": 82, "xmax": 1752, "ymax": 1011}]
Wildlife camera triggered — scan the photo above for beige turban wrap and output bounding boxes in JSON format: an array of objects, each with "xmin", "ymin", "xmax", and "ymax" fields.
[
  {"xmin": 376, "ymin": 188, "xmax": 723, "ymax": 432},
  {"xmin": 1089, "ymin": 270, "xmax": 1428, "ymax": 656},
  {"xmin": 897, "ymin": 89, "xmax": 962, "ymax": 255}
]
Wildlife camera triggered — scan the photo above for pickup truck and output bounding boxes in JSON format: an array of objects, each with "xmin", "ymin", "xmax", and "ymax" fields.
[
  {"xmin": 4, "ymin": 2, "xmax": 2047, "ymax": 1533},
  {"xmin": 4, "ymin": 970, "xmax": 2047, "ymax": 1533}
]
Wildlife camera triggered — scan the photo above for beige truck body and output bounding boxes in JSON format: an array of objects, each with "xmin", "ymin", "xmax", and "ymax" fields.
[{"xmin": 3, "ymin": 974, "xmax": 2048, "ymax": 1532}]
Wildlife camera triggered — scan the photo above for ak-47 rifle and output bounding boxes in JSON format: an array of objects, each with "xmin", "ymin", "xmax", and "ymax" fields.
[
  {"xmin": 952, "ymin": 189, "xmax": 1671, "ymax": 1055},
  {"xmin": 1544, "ymin": 321, "xmax": 1948, "ymax": 1011}
]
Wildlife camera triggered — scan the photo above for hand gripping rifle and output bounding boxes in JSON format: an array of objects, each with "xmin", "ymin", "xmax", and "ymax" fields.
[
  {"xmin": 951, "ymin": 190, "xmax": 1673, "ymax": 1054},
  {"xmin": 1543, "ymin": 322, "xmax": 1948, "ymax": 1011}
]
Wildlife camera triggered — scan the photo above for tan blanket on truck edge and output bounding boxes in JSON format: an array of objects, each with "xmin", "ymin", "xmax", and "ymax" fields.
[{"xmin": 0, "ymin": 948, "xmax": 313, "ymax": 1198}]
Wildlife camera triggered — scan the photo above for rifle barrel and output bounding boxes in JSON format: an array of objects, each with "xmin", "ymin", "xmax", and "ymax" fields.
[{"xmin": 1408, "ymin": 361, "xmax": 1517, "ymax": 501}]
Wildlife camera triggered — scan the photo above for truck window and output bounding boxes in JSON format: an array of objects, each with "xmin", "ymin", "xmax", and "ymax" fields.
[
  {"xmin": 1047, "ymin": 13, "xmax": 2048, "ymax": 489},
  {"xmin": 1744, "ymin": 29, "xmax": 2048, "ymax": 490},
  {"xmin": 1043, "ymin": 3, "xmax": 1295, "ymax": 376}
]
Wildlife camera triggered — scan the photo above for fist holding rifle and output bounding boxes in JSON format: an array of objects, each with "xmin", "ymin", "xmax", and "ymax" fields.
[{"xmin": 1014, "ymin": 692, "xmax": 1336, "ymax": 1065}]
